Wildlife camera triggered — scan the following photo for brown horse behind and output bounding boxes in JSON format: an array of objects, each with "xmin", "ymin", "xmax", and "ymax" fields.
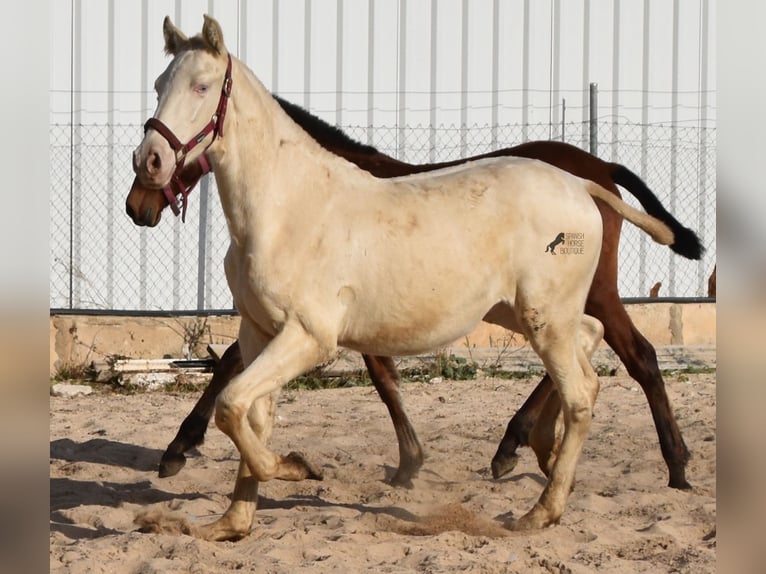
[{"xmin": 126, "ymin": 96, "xmax": 702, "ymax": 490}]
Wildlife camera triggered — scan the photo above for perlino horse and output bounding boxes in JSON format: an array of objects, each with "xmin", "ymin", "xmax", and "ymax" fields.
[{"xmin": 132, "ymin": 15, "xmax": 680, "ymax": 540}]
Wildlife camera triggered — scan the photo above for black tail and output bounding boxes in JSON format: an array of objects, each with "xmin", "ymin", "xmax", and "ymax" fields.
[{"xmin": 609, "ymin": 163, "xmax": 703, "ymax": 260}]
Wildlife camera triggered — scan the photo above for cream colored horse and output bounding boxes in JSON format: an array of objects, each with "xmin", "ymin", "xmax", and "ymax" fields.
[{"xmin": 132, "ymin": 15, "xmax": 677, "ymax": 541}]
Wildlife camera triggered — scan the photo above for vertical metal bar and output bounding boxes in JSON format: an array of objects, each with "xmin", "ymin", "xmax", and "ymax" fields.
[
  {"xmin": 197, "ymin": 177, "xmax": 210, "ymax": 310},
  {"xmin": 521, "ymin": 0, "xmax": 529, "ymax": 142},
  {"xmin": 460, "ymin": 0, "xmax": 468, "ymax": 157},
  {"xmin": 697, "ymin": 0, "xmax": 709, "ymax": 296},
  {"xmin": 429, "ymin": 0, "xmax": 437, "ymax": 161},
  {"xmin": 611, "ymin": 0, "xmax": 620, "ymax": 162},
  {"xmin": 173, "ymin": 0, "xmax": 183, "ymax": 310},
  {"xmin": 336, "ymin": 0, "xmax": 344, "ymax": 126},
  {"xmin": 239, "ymin": 0, "xmax": 247, "ymax": 61},
  {"xmin": 550, "ymin": 0, "xmax": 560, "ymax": 140},
  {"xmin": 139, "ymin": 0, "xmax": 149, "ymax": 309},
  {"xmin": 561, "ymin": 98, "xmax": 566, "ymax": 142},
  {"xmin": 107, "ymin": 0, "xmax": 115, "ymax": 309},
  {"xmin": 304, "ymin": 0, "xmax": 312, "ymax": 110},
  {"xmin": 204, "ymin": 184, "xmax": 214, "ymax": 310},
  {"xmin": 272, "ymin": 0, "xmax": 279, "ymax": 93},
  {"xmin": 639, "ymin": 0, "xmax": 650, "ymax": 297},
  {"xmin": 68, "ymin": 0, "xmax": 75, "ymax": 308},
  {"xmin": 582, "ymin": 0, "xmax": 591, "ymax": 149},
  {"xmin": 73, "ymin": 0, "xmax": 83, "ymax": 308},
  {"xmin": 367, "ymin": 0, "xmax": 375, "ymax": 146},
  {"xmin": 669, "ymin": 0, "xmax": 679, "ymax": 296},
  {"xmin": 398, "ymin": 0, "xmax": 406, "ymax": 160},
  {"xmin": 203, "ymin": 0, "xmax": 215, "ymax": 306},
  {"xmin": 589, "ymin": 83, "xmax": 598, "ymax": 156},
  {"xmin": 491, "ymin": 0, "xmax": 499, "ymax": 150}
]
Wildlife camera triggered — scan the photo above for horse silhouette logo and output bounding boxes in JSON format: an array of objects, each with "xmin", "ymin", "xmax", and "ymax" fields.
[{"xmin": 545, "ymin": 232, "xmax": 566, "ymax": 254}]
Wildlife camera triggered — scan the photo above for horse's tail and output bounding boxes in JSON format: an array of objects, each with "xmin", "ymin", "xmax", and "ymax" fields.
[
  {"xmin": 585, "ymin": 181, "xmax": 677, "ymax": 249},
  {"xmin": 608, "ymin": 163, "xmax": 703, "ymax": 260}
]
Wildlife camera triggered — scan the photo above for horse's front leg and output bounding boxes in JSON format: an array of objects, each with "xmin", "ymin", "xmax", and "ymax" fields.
[{"xmin": 197, "ymin": 321, "xmax": 331, "ymax": 541}]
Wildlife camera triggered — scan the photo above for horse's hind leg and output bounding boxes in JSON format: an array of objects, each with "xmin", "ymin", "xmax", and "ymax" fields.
[
  {"xmin": 363, "ymin": 355, "xmax": 424, "ymax": 487},
  {"xmin": 159, "ymin": 341, "xmax": 244, "ymax": 478},
  {"xmin": 527, "ymin": 315, "xmax": 604, "ymax": 479},
  {"xmin": 527, "ymin": 390, "xmax": 563, "ymax": 479},
  {"xmin": 491, "ymin": 376, "xmax": 554, "ymax": 479},
  {"xmin": 595, "ymin": 297, "xmax": 691, "ymax": 489},
  {"xmin": 509, "ymin": 314, "xmax": 602, "ymax": 530}
]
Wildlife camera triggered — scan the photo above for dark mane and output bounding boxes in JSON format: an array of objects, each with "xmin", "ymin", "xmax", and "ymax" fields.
[{"xmin": 273, "ymin": 95, "xmax": 380, "ymax": 156}]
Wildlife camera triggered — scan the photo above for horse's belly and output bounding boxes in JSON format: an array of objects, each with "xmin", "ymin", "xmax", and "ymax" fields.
[{"xmin": 338, "ymin": 288, "xmax": 498, "ymax": 357}]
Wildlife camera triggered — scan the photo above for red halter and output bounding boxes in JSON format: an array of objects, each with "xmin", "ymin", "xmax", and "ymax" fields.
[{"xmin": 143, "ymin": 54, "xmax": 232, "ymax": 222}]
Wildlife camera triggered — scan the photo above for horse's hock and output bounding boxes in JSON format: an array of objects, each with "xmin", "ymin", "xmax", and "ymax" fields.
[{"xmin": 49, "ymin": 302, "xmax": 715, "ymax": 376}]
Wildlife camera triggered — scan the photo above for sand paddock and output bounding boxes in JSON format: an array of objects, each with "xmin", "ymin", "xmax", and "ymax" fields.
[{"xmin": 50, "ymin": 372, "xmax": 715, "ymax": 573}]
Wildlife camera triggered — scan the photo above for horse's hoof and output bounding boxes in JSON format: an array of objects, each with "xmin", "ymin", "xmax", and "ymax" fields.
[
  {"xmin": 158, "ymin": 452, "xmax": 187, "ymax": 478},
  {"xmin": 491, "ymin": 452, "xmax": 520, "ymax": 479},
  {"xmin": 669, "ymin": 477, "xmax": 693, "ymax": 490},
  {"xmin": 285, "ymin": 451, "xmax": 324, "ymax": 480},
  {"xmin": 504, "ymin": 507, "xmax": 556, "ymax": 531},
  {"xmin": 389, "ymin": 473, "xmax": 415, "ymax": 489},
  {"xmin": 196, "ymin": 520, "xmax": 250, "ymax": 542}
]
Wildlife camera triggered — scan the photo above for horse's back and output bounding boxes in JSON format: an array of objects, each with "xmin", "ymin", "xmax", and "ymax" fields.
[{"xmin": 331, "ymin": 156, "xmax": 603, "ymax": 354}]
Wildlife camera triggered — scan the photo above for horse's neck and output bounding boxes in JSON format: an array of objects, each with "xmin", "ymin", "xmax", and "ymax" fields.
[{"xmin": 212, "ymin": 61, "xmax": 358, "ymax": 246}]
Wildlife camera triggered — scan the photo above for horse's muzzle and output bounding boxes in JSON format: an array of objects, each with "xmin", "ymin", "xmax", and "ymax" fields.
[{"xmin": 125, "ymin": 201, "xmax": 159, "ymax": 227}]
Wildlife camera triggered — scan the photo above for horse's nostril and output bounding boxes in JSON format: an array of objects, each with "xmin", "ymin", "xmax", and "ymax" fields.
[
  {"xmin": 147, "ymin": 151, "xmax": 162, "ymax": 174},
  {"xmin": 144, "ymin": 207, "xmax": 158, "ymax": 227}
]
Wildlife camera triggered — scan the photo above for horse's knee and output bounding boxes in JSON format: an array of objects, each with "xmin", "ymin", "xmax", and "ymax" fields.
[
  {"xmin": 246, "ymin": 395, "xmax": 277, "ymax": 440},
  {"xmin": 215, "ymin": 394, "xmax": 247, "ymax": 435},
  {"xmin": 566, "ymin": 403, "xmax": 593, "ymax": 427}
]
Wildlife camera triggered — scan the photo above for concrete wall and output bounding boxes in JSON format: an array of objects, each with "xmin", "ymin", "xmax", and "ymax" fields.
[{"xmin": 49, "ymin": 302, "xmax": 715, "ymax": 376}]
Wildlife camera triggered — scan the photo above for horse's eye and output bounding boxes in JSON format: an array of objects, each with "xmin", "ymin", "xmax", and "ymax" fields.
[{"xmin": 195, "ymin": 84, "xmax": 209, "ymax": 95}]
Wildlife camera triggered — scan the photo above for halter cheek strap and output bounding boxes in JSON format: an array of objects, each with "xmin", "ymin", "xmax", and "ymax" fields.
[
  {"xmin": 161, "ymin": 154, "xmax": 213, "ymax": 221},
  {"xmin": 143, "ymin": 54, "xmax": 232, "ymax": 222}
]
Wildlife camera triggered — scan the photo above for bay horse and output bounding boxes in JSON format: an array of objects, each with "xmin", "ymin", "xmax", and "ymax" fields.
[
  {"xmin": 130, "ymin": 15, "xmax": 687, "ymax": 540},
  {"xmin": 127, "ymin": 71, "xmax": 702, "ymax": 491}
]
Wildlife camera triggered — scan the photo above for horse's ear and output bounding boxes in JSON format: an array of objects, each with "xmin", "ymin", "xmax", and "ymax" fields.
[
  {"xmin": 163, "ymin": 16, "xmax": 188, "ymax": 55},
  {"xmin": 202, "ymin": 14, "xmax": 227, "ymax": 55}
]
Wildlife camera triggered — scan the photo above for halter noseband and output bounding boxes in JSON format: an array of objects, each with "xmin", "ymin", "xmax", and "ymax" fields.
[{"xmin": 143, "ymin": 54, "xmax": 233, "ymax": 222}]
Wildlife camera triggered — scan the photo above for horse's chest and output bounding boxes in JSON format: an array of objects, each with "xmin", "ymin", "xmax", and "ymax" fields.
[{"xmin": 224, "ymin": 247, "xmax": 288, "ymax": 332}]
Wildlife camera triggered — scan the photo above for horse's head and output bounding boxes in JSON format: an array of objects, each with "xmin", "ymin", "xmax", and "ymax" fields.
[{"xmin": 132, "ymin": 15, "xmax": 231, "ymax": 199}]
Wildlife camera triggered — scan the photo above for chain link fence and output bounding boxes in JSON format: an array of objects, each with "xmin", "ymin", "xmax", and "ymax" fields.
[{"xmin": 50, "ymin": 120, "xmax": 715, "ymax": 312}]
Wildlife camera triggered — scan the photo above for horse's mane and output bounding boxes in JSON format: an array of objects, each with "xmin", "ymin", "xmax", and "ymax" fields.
[{"xmin": 273, "ymin": 95, "xmax": 380, "ymax": 156}]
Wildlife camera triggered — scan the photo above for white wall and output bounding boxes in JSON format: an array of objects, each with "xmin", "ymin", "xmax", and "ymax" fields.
[
  {"xmin": 49, "ymin": 0, "xmax": 716, "ymax": 310},
  {"xmin": 50, "ymin": 0, "xmax": 716, "ymax": 131}
]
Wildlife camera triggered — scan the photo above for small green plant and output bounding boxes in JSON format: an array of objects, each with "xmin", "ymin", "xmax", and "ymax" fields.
[
  {"xmin": 286, "ymin": 351, "xmax": 372, "ymax": 390},
  {"xmin": 52, "ymin": 361, "xmax": 96, "ymax": 382},
  {"xmin": 401, "ymin": 349, "xmax": 478, "ymax": 382},
  {"xmin": 594, "ymin": 364, "xmax": 615, "ymax": 377},
  {"xmin": 166, "ymin": 373, "xmax": 210, "ymax": 393}
]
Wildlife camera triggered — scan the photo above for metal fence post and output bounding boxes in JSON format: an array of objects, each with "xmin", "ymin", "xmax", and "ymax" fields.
[
  {"xmin": 197, "ymin": 177, "xmax": 209, "ymax": 310},
  {"xmin": 589, "ymin": 82, "xmax": 598, "ymax": 156},
  {"xmin": 561, "ymin": 98, "xmax": 566, "ymax": 142}
]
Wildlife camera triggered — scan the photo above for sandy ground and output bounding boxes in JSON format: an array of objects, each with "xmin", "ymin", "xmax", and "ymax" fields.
[{"xmin": 50, "ymin": 372, "xmax": 716, "ymax": 573}]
